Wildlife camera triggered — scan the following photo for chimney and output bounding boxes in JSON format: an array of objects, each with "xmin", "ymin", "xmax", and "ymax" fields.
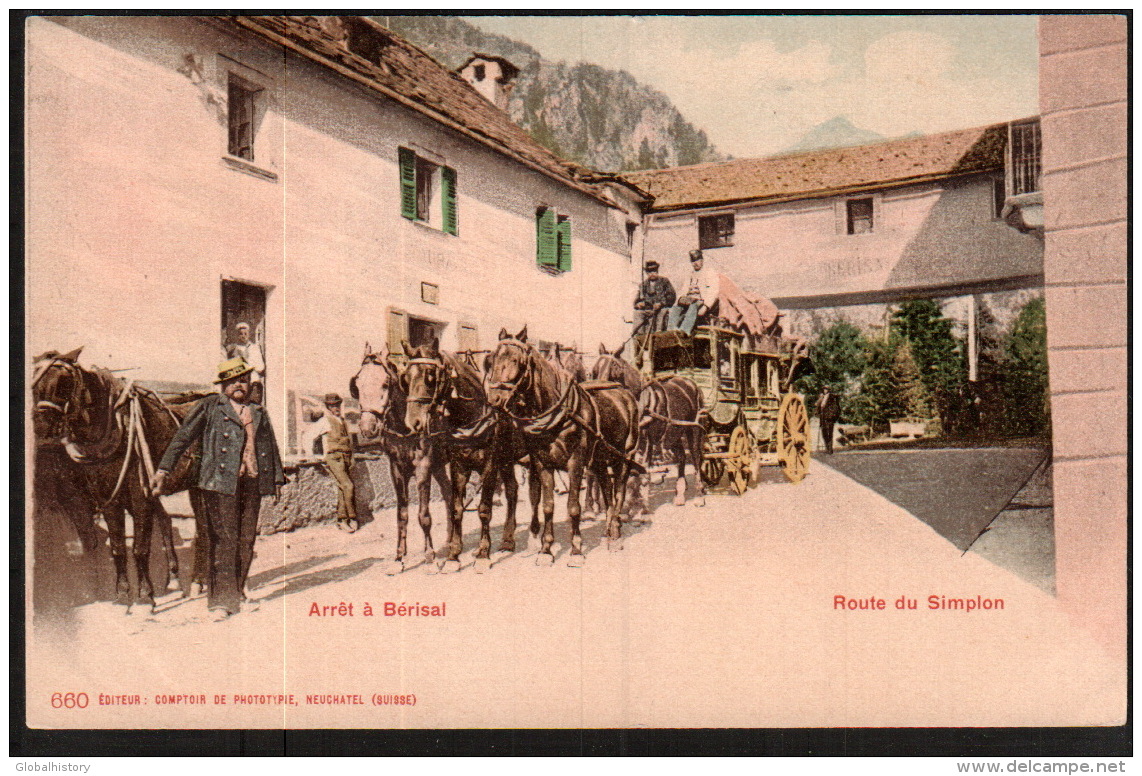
[{"xmin": 456, "ymin": 53, "xmax": 520, "ymax": 111}]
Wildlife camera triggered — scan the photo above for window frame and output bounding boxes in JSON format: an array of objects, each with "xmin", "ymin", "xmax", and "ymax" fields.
[
  {"xmin": 399, "ymin": 146, "xmax": 458, "ymax": 235},
  {"xmin": 846, "ymin": 197, "xmax": 875, "ymax": 235},
  {"xmin": 698, "ymin": 212, "xmax": 735, "ymax": 249},
  {"xmin": 219, "ymin": 56, "xmax": 277, "ymax": 181}
]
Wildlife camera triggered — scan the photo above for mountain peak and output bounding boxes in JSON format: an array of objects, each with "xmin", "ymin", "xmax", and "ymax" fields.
[{"xmin": 786, "ymin": 117, "xmax": 885, "ymax": 154}]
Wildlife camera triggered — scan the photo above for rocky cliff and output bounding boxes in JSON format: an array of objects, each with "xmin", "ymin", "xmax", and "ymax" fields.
[{"xmin": 376, "ymin": 15, "xmax": 726, "ymax": 172}]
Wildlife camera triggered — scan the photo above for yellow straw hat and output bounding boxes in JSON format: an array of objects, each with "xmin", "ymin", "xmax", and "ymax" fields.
[{"xmin": 215, "ymin": 357, "xmax": 255, "ymax": 384}]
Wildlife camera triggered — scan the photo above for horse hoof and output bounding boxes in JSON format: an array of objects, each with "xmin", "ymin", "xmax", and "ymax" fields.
[
  {"xmin": 474, "ymin": 558, "xmax": 491, "ymax": 574},
  {"xmin": 535, "ymin": 553, "xmax": 554, "ymax": 567},
  {"xmin": 673, "ymin": 495, "xmax": 687, "ymax": 507},
  {"xmin": 496, "ymin": 543, "xmax": 515, "ymax": 555},
  {"xmin": 607, "ymin": 538, "xmax": 624, "ymax": 552},
  {"xmin": 441, "ymin": 560, "xmax": 461, "ymax": 574},
  {"xmin": 694, "ymin": 497, "xmax": 706, "ymax": 508},
  {"xmin": 384, "ymin": 560, "xmax": 405, "ymax": 576},
  {"xmin": 567, "ymin": 554, "xmax": 585, "ymax": 568}
]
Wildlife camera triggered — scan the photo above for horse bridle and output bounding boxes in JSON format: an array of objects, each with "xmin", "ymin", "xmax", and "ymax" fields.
[
  {"xmin": 404, "ymin": 357, "xmax": 452, "ymax": 408},
  {"xmin": 33, "ymin": 358, "xmax": 87, "ymax": 432},
  {"xmin": 354, "ymin": 356, "xmax": 416, "ymax": 439},
  {"xmin": 485, "ymin": 340, "xmax": 537, "ymax": 415}
]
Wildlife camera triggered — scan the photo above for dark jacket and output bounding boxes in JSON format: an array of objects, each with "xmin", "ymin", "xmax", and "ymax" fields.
[
  {"xmin": 634, "ymin": 276, "xmax": 677, "ymax": 310},
  {"xmin": 158, "ymin": 394, "xmax": 286, "ymax": 496}
]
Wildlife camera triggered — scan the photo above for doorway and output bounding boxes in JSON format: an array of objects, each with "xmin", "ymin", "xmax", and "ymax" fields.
[{"xmin": 221, "ymin": 280, "xmax": 268, "ymax": 402}]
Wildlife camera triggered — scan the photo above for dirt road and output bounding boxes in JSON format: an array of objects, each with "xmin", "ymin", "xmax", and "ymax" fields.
[{"xmin": 27, "ymin": 461, "xmax": 1123, "ymax": 729}]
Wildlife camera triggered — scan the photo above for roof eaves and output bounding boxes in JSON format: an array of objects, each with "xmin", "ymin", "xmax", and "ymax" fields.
[
  {"xmin": 645, "ymin": 168, "xmax": 1003, "ymax": 214},
  {"xmin": 229, "ymin": 16, "xmax": 616, "ymax": 208}
]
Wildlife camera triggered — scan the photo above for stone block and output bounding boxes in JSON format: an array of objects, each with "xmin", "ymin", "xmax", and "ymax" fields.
[
  {"xmin": 258, "ymin": 457, "xmax": 397, "ymax": 534},
  {"xmin": 1052, "ymin": 455, "xmax": 1127, "ymax": 657},
  {"xmin": 1047, "ymin": 346, "xmax": 1127, "ymax": 394},
  {"xmin": 1042, "ymin": 157, "xmax": 1126, "ymax": 231},
  {"xmin": 1043, "ymin": 221, "xmax": 1127, "ymax": 286},
  {"xmin": 1049, "ymin": 390, "xmax": 1127, "ymax": 460},
  {"xmin": 1040, "ymin": 14, "xmax": 1127, "ymax": 55},
  {"xmin": 1044, "ymin": 285, "xmax": 1127, "ymax": 349},
  {"xmin": 1039, "ymin": 44, "xmax": 1127, "ymax": 115},
  {"xmin": 1042, "ymin": 104, "xmax": 1127, "ymax": 172}
]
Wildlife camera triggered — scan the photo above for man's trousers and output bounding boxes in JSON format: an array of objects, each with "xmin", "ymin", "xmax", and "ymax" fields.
[
  {"xmin": 325, "ymin": 451, "xmax": 357, "ymax": 523},
  {"xmin": 203, "ymin": 477, "xmax": 261, "ymax": 614}
]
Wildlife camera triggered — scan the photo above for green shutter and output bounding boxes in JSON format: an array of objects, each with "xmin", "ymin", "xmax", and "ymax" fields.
[
  {"xmin": 442, "ymin": 166, "xmax": 458, "ymax": 235},
  {"xmin": 536, "ymin": 208, "xmax": 556, "ymax": 267},
  {"xmin": 556, "ymin": 217, "xmax": 572, "ymax": 272},
  {"xmin": 399, "ymin": 147, "xmax": 417, "ymax": 220}
]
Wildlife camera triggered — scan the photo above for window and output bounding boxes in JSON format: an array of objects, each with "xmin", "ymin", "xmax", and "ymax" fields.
[
  {"xmin": 992, "ymin": 177, "xmax": 1006, "ymax": 219},
  {"xmin": 846, "ymin": 198, "xmax": 874, "ymax": 234},
  {"xmin": 698, "ymin": 213, "xmax": 734, "ymax": 249},
  {"xmin": 536, "ymin": 207, "xmax": 572, "ymax": 272},
  {"xmin": 227, "ymin": 73, "xmax": 261, "ymax": 161},
  {"xmin": 399, "ymin": 147, "xmax": 458, "ymax": 235},
  {"xmin": 1009, "ymin": 119, "xmax": 1041, "ymax": 196},
  {"xmin": 473, "ymin": 64, "xmax": 486, "ymax": 81}
]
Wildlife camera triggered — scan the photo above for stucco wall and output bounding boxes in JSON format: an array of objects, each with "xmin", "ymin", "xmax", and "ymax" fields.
[
  {"xmin": 1038, "ymin": 14, "xmax": 1128, "ymax": 658},
  {"xmin": 26, "ymin": 16, "xmax": 637, "ymax": 448},
  {"xmin": 643, "ymin": 176, "xmax": 1042, "ymax": 305}
]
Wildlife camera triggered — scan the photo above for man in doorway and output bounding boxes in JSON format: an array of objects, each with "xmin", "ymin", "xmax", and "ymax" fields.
[
  {"xmin": 632, "ymin": 259, "xmax": 676, "ymax": 336},
  {"xmin": 320, "ymin": 393, "xmax": 359, "ymax": 533},
  {"xmin": 152, "ymin": 358, "xmax": 285, "ymax": 620},
  {"xmin": 667, "ymin": 249, "xmax": 717, "ymax": 336},
  {"xmin": 225, "ymin": 322, "xmax": 266, "ymax": 404}
]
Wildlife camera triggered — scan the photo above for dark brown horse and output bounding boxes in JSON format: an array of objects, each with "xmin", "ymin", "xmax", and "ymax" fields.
[
  {"xmin": 591, "ymin": 345, "xmax": 707, "ymax": 509},
  {"xmin": 637, "ymin": 376, "xmax": 707, "ymax": 507},
  {"xmin": 402, "ymin": 335, "xmax": 529, "ymax": 572},
  {"xmin": 484, "ymin": 326, "xmax": 641, "ymax": 564},
  {"xmin": 350, "ymin": 343, "xmax": 452, "ymax": 574},
  {"xmin": 32, "ymin": 349, "xmax": 201, "ymax": 610}
]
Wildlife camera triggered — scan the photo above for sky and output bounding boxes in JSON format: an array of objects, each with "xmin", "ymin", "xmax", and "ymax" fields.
[{"xmin": 461, "ymin": 14, "xmax": 1039, "ymax": 159}]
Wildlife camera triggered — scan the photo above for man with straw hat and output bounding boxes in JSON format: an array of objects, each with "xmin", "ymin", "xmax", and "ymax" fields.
[{"xmin": 152, "ymin": 357, "xmax": 285, "ymax": 620}]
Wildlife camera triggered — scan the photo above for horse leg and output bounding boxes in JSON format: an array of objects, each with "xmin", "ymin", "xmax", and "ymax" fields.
[
  {"xmin": 535, "ymin": 466, "xmax": 556, "ymax": 565},
  {"xmin": 131, "ymin": 501, "xmax": 156, "ymax": 610},
  {"xmin": 415, "ymin": 453, "xmax": 437, "ymax": 569},
  {"xmin": 673, "ymin": 442, "xmax": 688, "ymax": 507},
  {"xmin": 598, "ymin": 464, "xmax": 622, "ymax": 552},
  {"xmin": 387, "ymin": 459, "xmax": 410, "ymax": 575},
  {"xmin": 581, "ymin": 472, "xmax": 596, "ymax": 521},
  {"xmin": 471, "ymin": 464, "xmax": 495, "ymax": 573},
  {"xmin": 527, "ymin": 462, "xmax": 541, "ymax": 552},
  {"xmin": 103, "ymin": 505, "xmax": 131, "ymax": 606},
  {"xmin": 566, "ymin": 456, "xmax": 585, "ymax": 567},
  {"xmin": 440, "ymin": 464, "xmax": 464, "ymax": 574},
  {"xmin": 497, "ymin": 457, "xmax": 519, "ymax": 553},
  {"xmin": 154, "ymin": 498, "xmax": 179, "ymax": 592}
]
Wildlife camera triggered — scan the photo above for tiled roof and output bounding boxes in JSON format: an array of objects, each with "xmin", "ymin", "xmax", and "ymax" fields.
[
  {"xmin": 231, "ymin": 16, "xmax": 617, "ymax": 204},
  {"xmin": 622, "ymin": 123, "xmax": 1011, "ymax": 212}
]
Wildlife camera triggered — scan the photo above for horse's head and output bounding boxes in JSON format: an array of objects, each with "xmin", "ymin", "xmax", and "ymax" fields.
[
  {"xmin": 553, "ymin": 346, "xmax": 586, "ymax": 384},
  {"xmin": 484, "ymin": 326, "xmax": 537, "ymax": 411},
  {"xmin": 350, "ymin": 342, "xmax": 400, "ymax": 440},
  {"xmin": 32, "ymin": 348, "xmax": 86, "ymax": 441},
  {"xmin": 591, "ymin": 343, "xmax": 641, "ymax": 391},
  {"xmin": 401, "ymin": 335, "xmax": 448, "ymax": 435}
]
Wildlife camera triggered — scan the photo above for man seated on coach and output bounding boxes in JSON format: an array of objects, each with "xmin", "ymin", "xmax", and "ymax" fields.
[
  {"xmin": 667, "ymin": 249, "xmax": 717, "ymax": 337},
  {"xmin": 632, "ymin": 259, "xmax": 676, "ymax": 337}
]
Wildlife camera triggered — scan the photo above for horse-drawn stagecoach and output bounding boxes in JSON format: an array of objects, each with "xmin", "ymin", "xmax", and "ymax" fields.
[{"xmin": 634, "ymin": 323, "xmax": 813, "ymax": 493}]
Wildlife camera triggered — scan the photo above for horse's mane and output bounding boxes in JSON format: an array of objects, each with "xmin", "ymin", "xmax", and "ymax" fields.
[{"xmin": 592, "ymin": 352, "xmax": 644, "ymax": 393}]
